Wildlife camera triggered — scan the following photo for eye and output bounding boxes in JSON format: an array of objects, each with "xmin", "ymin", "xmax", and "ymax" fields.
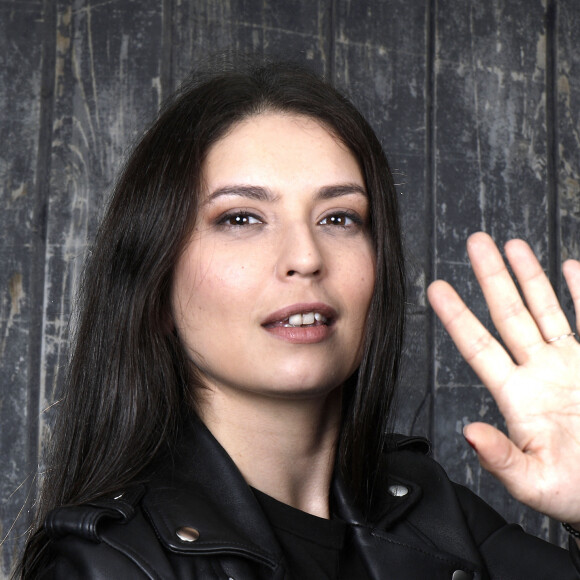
[
  {"xmin": 218, "ymin": 212, "xmax": 263, "ymax": 227},
  {"xmin": 318, "ymin": 211, "xmax": 363, "ymax": 228}
]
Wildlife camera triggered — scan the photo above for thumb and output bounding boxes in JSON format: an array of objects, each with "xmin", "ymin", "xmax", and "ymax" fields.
[{"xmin": 463, "ymin": 422, "xmax": 529, "ymax": 500}]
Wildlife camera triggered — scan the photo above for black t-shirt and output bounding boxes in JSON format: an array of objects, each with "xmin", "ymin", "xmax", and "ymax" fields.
[{"xmin": 252, "ymin": 488, "xmax": 369, "ymax": 579}]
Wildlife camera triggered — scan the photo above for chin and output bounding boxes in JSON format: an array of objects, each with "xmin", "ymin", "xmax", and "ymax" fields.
[{"xmin": 262, "ymin": 371, "xmax": 350, "ymax": 400}]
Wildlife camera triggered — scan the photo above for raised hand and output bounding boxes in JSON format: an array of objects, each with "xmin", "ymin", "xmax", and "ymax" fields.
[{"xmin": 427, "ymin": 232, "xmax": 580, "ymax": 526}]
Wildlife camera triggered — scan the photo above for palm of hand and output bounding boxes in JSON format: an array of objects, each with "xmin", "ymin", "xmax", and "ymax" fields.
[{"xmin": 497, "ymin": 342, "xmax": 580, "ymax": 522}]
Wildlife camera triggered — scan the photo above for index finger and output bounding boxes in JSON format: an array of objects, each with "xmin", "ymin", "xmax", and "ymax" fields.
[{"xmin": 427, "ymin": 279, "xmax": 516, "ymax": 392}]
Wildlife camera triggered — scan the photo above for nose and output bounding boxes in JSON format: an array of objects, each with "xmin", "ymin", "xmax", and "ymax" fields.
[{"xmin": 276, "ymin": 223, "xmax": 324, "ymax": 279}]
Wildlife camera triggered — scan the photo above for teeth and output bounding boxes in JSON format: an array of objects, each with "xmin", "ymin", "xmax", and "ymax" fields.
[
  {"xmin": 288, "ymin": 313, "xmax": 303, "ymax": 326},
  {"xmin": 285, "ymin": 311, "xmax": 328, "ymax": 327}
]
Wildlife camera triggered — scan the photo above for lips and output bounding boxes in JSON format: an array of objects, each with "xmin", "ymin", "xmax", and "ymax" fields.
[{"xmin": 261, "ymin": 303, "xmax": 337, "ymax": 344}]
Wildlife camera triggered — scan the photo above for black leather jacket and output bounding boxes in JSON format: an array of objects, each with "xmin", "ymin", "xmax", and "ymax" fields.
[{"xmin": 42, "ymin": 415, "xmax": 580, "ymax": 579}]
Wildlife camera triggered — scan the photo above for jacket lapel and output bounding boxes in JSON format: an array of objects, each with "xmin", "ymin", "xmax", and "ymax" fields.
[
  {"xmin": 141, "ymin": 413, "xmax": 285, "ymax": 572},
  {"xmin": 333, "ymin": 447, "xmax": 486, "ymax": 580}
]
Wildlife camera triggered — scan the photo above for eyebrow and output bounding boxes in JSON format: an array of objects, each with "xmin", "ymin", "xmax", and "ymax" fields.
[
  {"xmin": 205, "ymin": 185, "xmax": 278, "ymax": 204},
  {"xmin": 204, "ymin": 183, "xmax": 367, "ymax": 204},
  {"xmin": 317, "ymin": 183, "xmax": 367, "ymax": 199}
]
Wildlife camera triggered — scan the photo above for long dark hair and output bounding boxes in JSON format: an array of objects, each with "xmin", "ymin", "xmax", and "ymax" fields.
[{"xmin": 20, "ymin": 60, "xmax": 405, "ymax": 577}]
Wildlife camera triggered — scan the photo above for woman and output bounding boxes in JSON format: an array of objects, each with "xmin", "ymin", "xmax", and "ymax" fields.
[{"xmin": 19, "ymin": 61, "xmax": 580, "ymax": 579}]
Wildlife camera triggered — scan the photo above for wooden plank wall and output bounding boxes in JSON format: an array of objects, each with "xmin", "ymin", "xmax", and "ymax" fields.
[{"xmin": 1, "ymin": 0, "xmax": 578, "ymax": 576}]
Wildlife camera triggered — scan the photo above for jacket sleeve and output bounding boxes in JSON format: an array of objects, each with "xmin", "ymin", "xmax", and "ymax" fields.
[{"xmin": 454, "ymin": 483, "xmax": 580, "ymax": 579}]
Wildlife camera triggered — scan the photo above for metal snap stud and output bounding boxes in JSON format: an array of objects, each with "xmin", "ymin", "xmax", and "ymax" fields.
[
  {"xmin": 388, "ymin": 484, "xmax": 409, "ymax": 497},
  {"xmin": 451, "ymin": 570, "xmax": 472, "ymax": 580},
  {"xmin": 176, "ymin": 526, "xmax": 200, "ymax": 542}
]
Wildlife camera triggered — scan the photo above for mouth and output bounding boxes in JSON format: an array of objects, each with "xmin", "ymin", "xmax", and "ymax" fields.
[
  {"xmin": 261, "ymin": 303, "xmax": 336, "ymax": 329},
  {"xmin": 275, "ymin": 311, "xmax": 329, "ymax": 328}
]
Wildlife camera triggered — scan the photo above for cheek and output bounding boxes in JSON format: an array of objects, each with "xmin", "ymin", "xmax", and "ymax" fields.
[
  {"xmin": 354, "ymin": 273, "xmax": 375, "ymax": 324},
  {"xmin": 348, "ymin": 252, "xmax": 376, "ymax": 364},
  {"xmin": 341, "ymin": 247, "xmax": 376, "ymax": 312},
  {"xmin": 173, "ymin": 251, "xmax": 264, "ymax": 322}
]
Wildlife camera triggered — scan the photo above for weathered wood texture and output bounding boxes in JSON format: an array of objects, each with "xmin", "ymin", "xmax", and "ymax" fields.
[
  {"xmin": 1, "ymin": 0, "xmax": 578, "ymax": 576},
  {"xmin": 1, "ymin": 1, "xmax": 46, "ymax": 573},
  {"xmin": 433, "ymin": 0, "xmax": 555, "ymax": 538},
  {"xmin": 40, "ymin": 0, "xmax": 164, "ymax": 424}
]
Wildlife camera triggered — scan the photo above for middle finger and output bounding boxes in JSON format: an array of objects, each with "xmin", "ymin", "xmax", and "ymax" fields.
[{"xmin": 466, "ymin": 232, "xmax": 544, "ymax": 363}]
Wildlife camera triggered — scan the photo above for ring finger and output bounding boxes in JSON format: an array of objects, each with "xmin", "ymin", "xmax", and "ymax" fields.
[{"xmin": 504, "ymin": 239, "xmax": 573, "ymax": 345}]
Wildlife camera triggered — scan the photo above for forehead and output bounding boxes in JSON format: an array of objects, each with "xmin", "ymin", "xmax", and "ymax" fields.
[{"xmin": 201, "ymin": 112, "xmax": 363, "ymax": 191}]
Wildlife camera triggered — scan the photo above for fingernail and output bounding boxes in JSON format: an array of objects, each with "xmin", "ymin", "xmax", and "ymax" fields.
[{"xmin": 463, "ymin": 426, "xmax": 477, "ymax": 452}]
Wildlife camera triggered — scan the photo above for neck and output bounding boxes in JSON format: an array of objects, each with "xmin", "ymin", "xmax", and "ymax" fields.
[{"xmin": 196, "ymin": 386, "xmax": 342, "ymax": 519}]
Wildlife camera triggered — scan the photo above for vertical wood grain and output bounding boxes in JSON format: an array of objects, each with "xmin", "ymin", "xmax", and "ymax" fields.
[
  {"xmin": 170, "ymin": 0, "xmax": 332, "ymax": 88},
  {"xmin": 0, "ymin": 1, "xmax": 47, "ymax": 574},
  {"xmin": 1, "ymin": 1, "xmax": 166, "ymax": 576},
  {"xmin": 558, "ymin": 0, "xmax": 580, "ymax": 298},
  {"xmin": 432, "ymin": 0, "xmax": 553, "ymax": 538},
  {"xmin": 40, "ymin": 0, "xmax": 165, "ymax": 419}
]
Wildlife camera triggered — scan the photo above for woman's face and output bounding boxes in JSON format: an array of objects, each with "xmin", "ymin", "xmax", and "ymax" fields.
[{"xmin": 172, "ymin": 112, "xmax": 375, "ymax": 400}]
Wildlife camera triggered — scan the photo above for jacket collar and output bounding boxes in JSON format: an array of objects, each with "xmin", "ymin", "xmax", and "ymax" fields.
[
  {"xmin": 332, "ymin": 467, "xmax": 423, "ymax": 529},
  {"xmin": 140, "ymin": 412, "xmax": 482, "ymax": 578}
]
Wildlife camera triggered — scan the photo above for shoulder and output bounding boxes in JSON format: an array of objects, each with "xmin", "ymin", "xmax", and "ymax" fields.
[
  {"xmin": 383, "ymin": 435, "xmax": 509, "ymax": 543},
  {"xmin": 42, "ymin": 486, "xmax": 173, "ymax": 580},
  {"xmin": 383, "ymin": 434, "xmax": 580, "ymax": 578}
]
